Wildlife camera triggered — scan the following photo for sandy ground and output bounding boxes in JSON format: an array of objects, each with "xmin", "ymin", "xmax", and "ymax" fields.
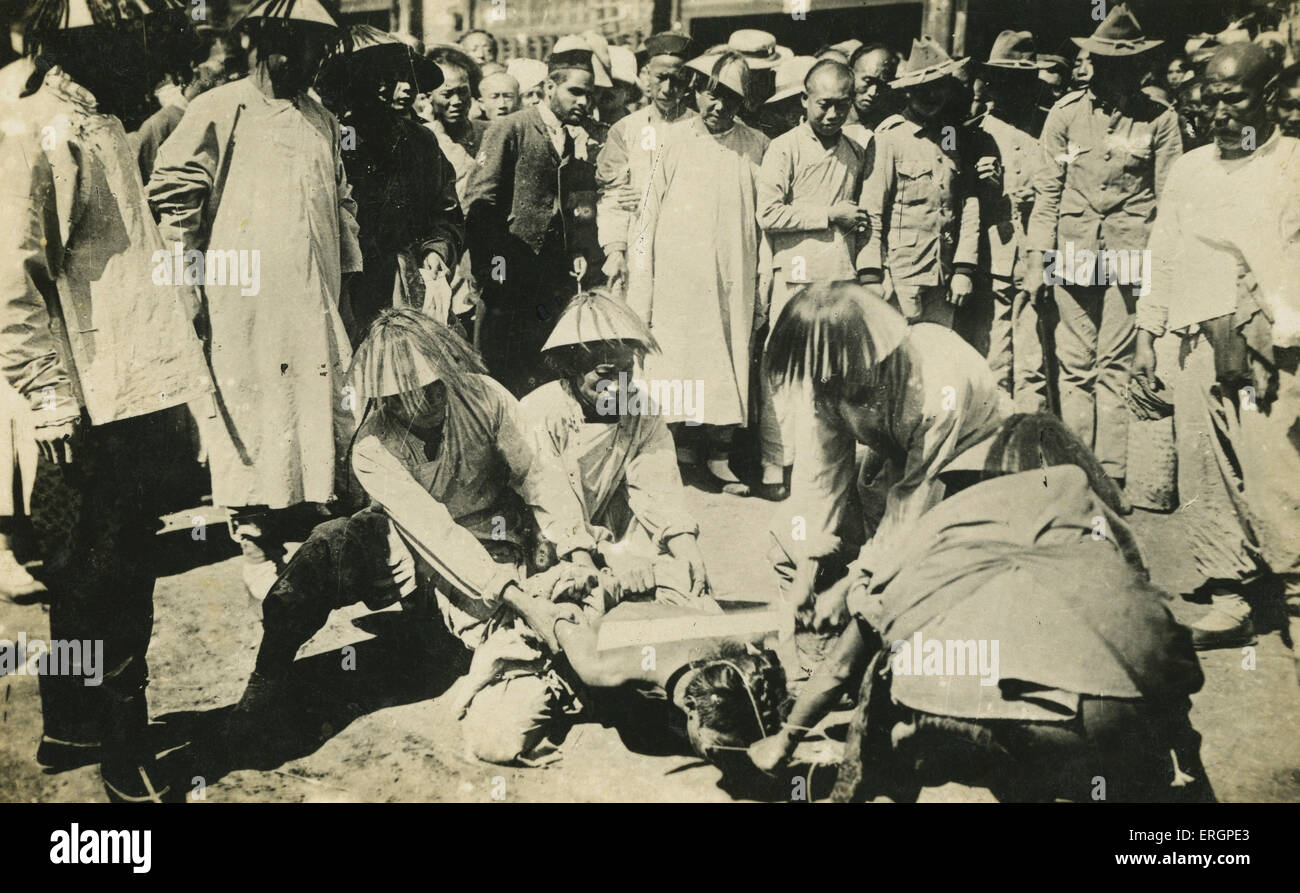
[{"xmin": 2, "ymin": 482, "xmax": 1299, "ymax": 803}]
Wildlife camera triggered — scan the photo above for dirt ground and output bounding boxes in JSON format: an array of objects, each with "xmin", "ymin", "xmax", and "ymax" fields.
[{"xmin": 2, "ymin": 482, "xmax": 1299, "ymax": 803}]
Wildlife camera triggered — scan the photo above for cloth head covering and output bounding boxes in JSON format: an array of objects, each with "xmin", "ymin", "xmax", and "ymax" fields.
[
  {"xmin": 1071, "ymin": 3, "xmax": 1161, "ymax": 57},
  {"xmin": 608, "ymin": 45, "xmax": 638, "ymax": 85},
  {"xmin": 508, "ymin": 57, "xmax": 547, "ymax": 93},
  {"xmin": 542, "ymin": 289, "xmax": 660, "ymax": 353},
  {"xmin": 551, "ymin": 35, "xmax": 611, "ymax": 87},
  {"xmin": 726, "ymin": 28, "xmax": 791, "ymax": 70},
  {"xmin": 765, "ymin": 54, "xmax": 817, "ymax": 104},
  {"xmin": 685, "ymin": 51, "xmax": 750, "ymax": 103},
  {"xmin": 891, "ymin": 36, "xmax": 967, "ymax": 89},
  {"xmin": 642, "ymin": 31, "xmax": 695, "ymax": 61},
  {"xmin": 984, "ymin": 29, "xmax": 1040, "ymax": 70}
]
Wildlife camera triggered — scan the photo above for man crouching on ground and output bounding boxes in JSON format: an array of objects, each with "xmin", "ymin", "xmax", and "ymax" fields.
[{"xmin": 227, "ymin": 309, "xmax": 601, "ymax": 765}]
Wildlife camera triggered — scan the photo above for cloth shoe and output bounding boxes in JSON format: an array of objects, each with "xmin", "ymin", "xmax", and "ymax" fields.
[
  {"xmin": 0, "ymin": 550, "xmax": 46, "ymax": 603},
  {"xmin": 1191, "ymin": 591, "xmax": 1255, "ymax": 650}
]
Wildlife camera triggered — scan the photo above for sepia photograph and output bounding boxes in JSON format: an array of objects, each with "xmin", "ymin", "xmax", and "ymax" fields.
[{"xmin": 0, "ymin": 0, "xmax": 1296, "ymax": 854}]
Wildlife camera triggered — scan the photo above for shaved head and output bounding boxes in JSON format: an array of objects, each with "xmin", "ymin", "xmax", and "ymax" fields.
[
  {"xmin": 805, "ymin": 59, "xmax": 853, "ymax": 95},
  {"xmin": 1206, "ymin": 43, "xmax": 1278, "ymax": 92},
  {"xmin": 1204, "ymin": 42, "xmax": 1280, "ymax": 157}
]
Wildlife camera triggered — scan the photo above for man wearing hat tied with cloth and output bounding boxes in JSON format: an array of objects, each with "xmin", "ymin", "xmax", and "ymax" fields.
[
  {"xmin": 0, "ymin": 0, "xmax": 212, "ymax": 800},
  {"xmin": 596, "ymin": 31, "xmax": 697, "ymax": 295},
  {"xmin": 958, "ymin": 30, "xmax": 1051, "ymax": 412},
  {"xmin": 148, "ymin": 0, "xmax": 365, "ymax": 599},
  {"xmin": 857, "ymin": 37, "xmax": 980, "ymax": 329},
  {"xmin": 465, "ymin": 45, "xmax": 607, "ymax": 397},
  {"xmin": 1025, "ymin": 3, "xmax": 1182, "ymax": 491}
]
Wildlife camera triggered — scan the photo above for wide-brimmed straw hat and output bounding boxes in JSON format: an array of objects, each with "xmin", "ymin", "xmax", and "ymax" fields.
[
  {"xmin": 891, "ymin": 36, "xmax": 967, "ymax": 89},
  {"xmin": 1071, "ymin": 3, "xmax": 1162, "ymax": 57},
  {"xmin": 27, "ymin": 0, "xmax": 186, "ymax": 31},
  {"xmin": 983, "ymin": 30, "xmax": 1040, "ymax": 70},
  {"xmin": 350, "ymin": 309, "xmax": 484, "ymax": 399},
  {"xmin": 320, "ymin": 25, "xmax": 443, "ymax": 95},
  {"xmin": 685, "ymin": 51, "xmax": 750, "ymax": 102},
  {"xmin": 726, "ymin": 29, "xmax": 792, "ymax": 70},
  {"xmin": 765, "ymin": 54, "xmax": 817, "ymax": 104}
]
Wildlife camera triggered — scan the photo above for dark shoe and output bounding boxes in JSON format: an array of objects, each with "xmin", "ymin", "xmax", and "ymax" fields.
[
  {"xmin": 36, "ymin": 736, "xmax": 101, "ymax": 772},
  {"xmin": 100, "ymin": 757, "xmax": 171, "ymax": 803},
  {"xmin": 1191, "ymin": 615, "xmax": 1256, "ymax": 650},
  {"xmin": 754, "ymin": 482, "xmax": 789, "ymax": 502}
]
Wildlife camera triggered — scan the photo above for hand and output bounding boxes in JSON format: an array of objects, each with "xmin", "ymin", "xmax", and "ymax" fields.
[
  {"xmin": 524, "ymin": 562, "xmax": 601, "ymax": 604},
  {"xmin": 611, "ymin": 184, "xmax": 640, "ymax": 213},
  {"xmin": 666, "ymin": 533, "xmax": 710, "ymax": 597},
  {"xmin": 35, "ymin": 417, "xmax": 80, "ymax": 466},
  {"xmin": 602, "ymin": 250, "xmax": 628, "ymax": 294},
  {"xmin": 784, "ymin": 559, "xmax": 819, "ymax": 630},
  {"xmin": 612, "ymin": 556, "xmax": 656, "ymax": 599},
  {"xmin": 811, "ymin": 575, "xmax": 851, "ymax": 632},
  {"xmin": 828, "ymin": 202, "xmax": 869, "ymax": 231},
  {"xmin": 748, "ymin": 733, "xmax": 794, "ymax": 775},
  {"xmin": 947, "ymin": 272, "xmax": 974, "ymax": 307},
  {"xmin": 1023, "ymin": 251, "xmax": 1047, "ymax": 296},
  {"xmin": 421, "ymin": 251, "xmax": 450, "ymax": 281},
  {"xmin": 1132, "ymin": 334, "xmax": 1157, "ymax": 388},
  {"xmin": 976, "ymin": 155, "xmax": 1002, "ymax": 189}
]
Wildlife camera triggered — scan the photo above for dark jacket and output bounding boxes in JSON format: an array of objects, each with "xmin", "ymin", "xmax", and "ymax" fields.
[
  {"xmin": 464, "ymin": 105, "xmax": 606, "ymax": 300},
  {"xmin": 341, "ymin": 110, "xmax": 465, "ymax": 335}
]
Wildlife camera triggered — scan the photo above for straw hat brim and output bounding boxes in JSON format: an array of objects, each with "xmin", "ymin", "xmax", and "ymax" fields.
[
  {"xmin": 982, "ymin": 58, "xmax": 1042, "ymax": 71},
  {"xmin": 1070, "ymin": 35, "xmax": 1163, "ymax": 56},
  {"xmin": 765, "ymin": 83, "xmax": 803, "ymax": 104}
]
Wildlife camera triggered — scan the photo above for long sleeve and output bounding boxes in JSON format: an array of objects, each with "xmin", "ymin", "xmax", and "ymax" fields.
[
  {"xmin": 1151, "ymin": 109, "xmax": 1183, "ymax": 203},
  {"xmin": 351, "ymin": 432, "xmax": 519, "ymax": 608},
  {"xmin": 0, "ymin": 125, "xmax": 78, "ymax": 421},
  {"xmin": 953, "ymin": 161, "xmax": 980, "ymax": 271},
  {"xmin": 756, "ymin": 138, "xmax": 830, "ymax": 233},
  {"xmin": 1028, "ymin": 106, "xmax": 1068, "ymax": 253},
  {"xmin": 623, "ymin": 416, "xmax": 699, "ymax": 547},
  {"xmin": 147, "ymin": 100, "xmax": 221, "ymax": 254},
  {"xmin": 856, "ymin": 133, "xmax": 894, "ymax": 277},
  {"xmin": 1135, "ymin": 170, "xmax": 1182, "ymax": 337},
  {"xmin": 335, "ymin": 124, "xmax": 363, "ymax": 275},
  {"xmin": 784, "ymin": 396, "xmax": 858, "ymax": 561},
  {"xmin": 596, "ymin": 118, "xmax": 632, "ymax": 251},
  {"xmin": 416, "ymin": 142, "xmax": 466, "ymax": 271},
  {"xmin": 487, "ymin": 378, "xmax": 597, "ymax": 559},
  {"xmin": 626, "ymin": 135, "xmax": 674, "ymax": 321},
  {"xmin": 464, "ymin": 118, "xmax": 514, "ymax": 283}
]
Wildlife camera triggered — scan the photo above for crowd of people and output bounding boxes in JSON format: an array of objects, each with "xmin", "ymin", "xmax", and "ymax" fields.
[{"xmin": 0, "ymin": 0, "xmax": 1296, "ymax": 803}]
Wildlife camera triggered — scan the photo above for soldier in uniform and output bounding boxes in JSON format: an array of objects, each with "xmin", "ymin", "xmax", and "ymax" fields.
[
  {"xmin": 465, "ymin": 48, "xmax": 608, "ymax": 397},
  {"xmin": 960, "ymin": 30, "xmax": 1050, "ymax": 412},
  {"xmin": 1026, "ymin": 4, "xmax": 1182, "ymax": 488},
  {"xmin": 857, "ymin": 37, "xmax": 980, "ymax": 330}
]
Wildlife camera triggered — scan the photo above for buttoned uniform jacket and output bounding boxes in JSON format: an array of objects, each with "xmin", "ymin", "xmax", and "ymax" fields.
[
  {"xmin": 857, "ymin": 113, "xmax": 981, "ymax": 288},
  {"xmin": 1027, "ymin": 89, "xmax": 1182, "ymax": 257},
  {"xmin": 464, "ymin": 104, "xmax": 608, "ymax": 302},
  {"xmin": 975, "ymin": 111, "xmax": 1046, "ymax": 290}
]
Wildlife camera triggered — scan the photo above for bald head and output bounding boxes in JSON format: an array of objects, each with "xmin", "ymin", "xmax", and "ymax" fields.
[
  {"xmin": 1204, "ymin": 43, "xmax": 1280, "ymax": 156},
  {"xmin": 804, "ymin": 59, "xmax": 854, "ymax": 139},
  {"xmin": 479, "ymin": 71, "xmax": 520, "ymax": 119},
  {"xmin": 1206, "ymin": 43, "xmax": 1278, "ymax": 93}
]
